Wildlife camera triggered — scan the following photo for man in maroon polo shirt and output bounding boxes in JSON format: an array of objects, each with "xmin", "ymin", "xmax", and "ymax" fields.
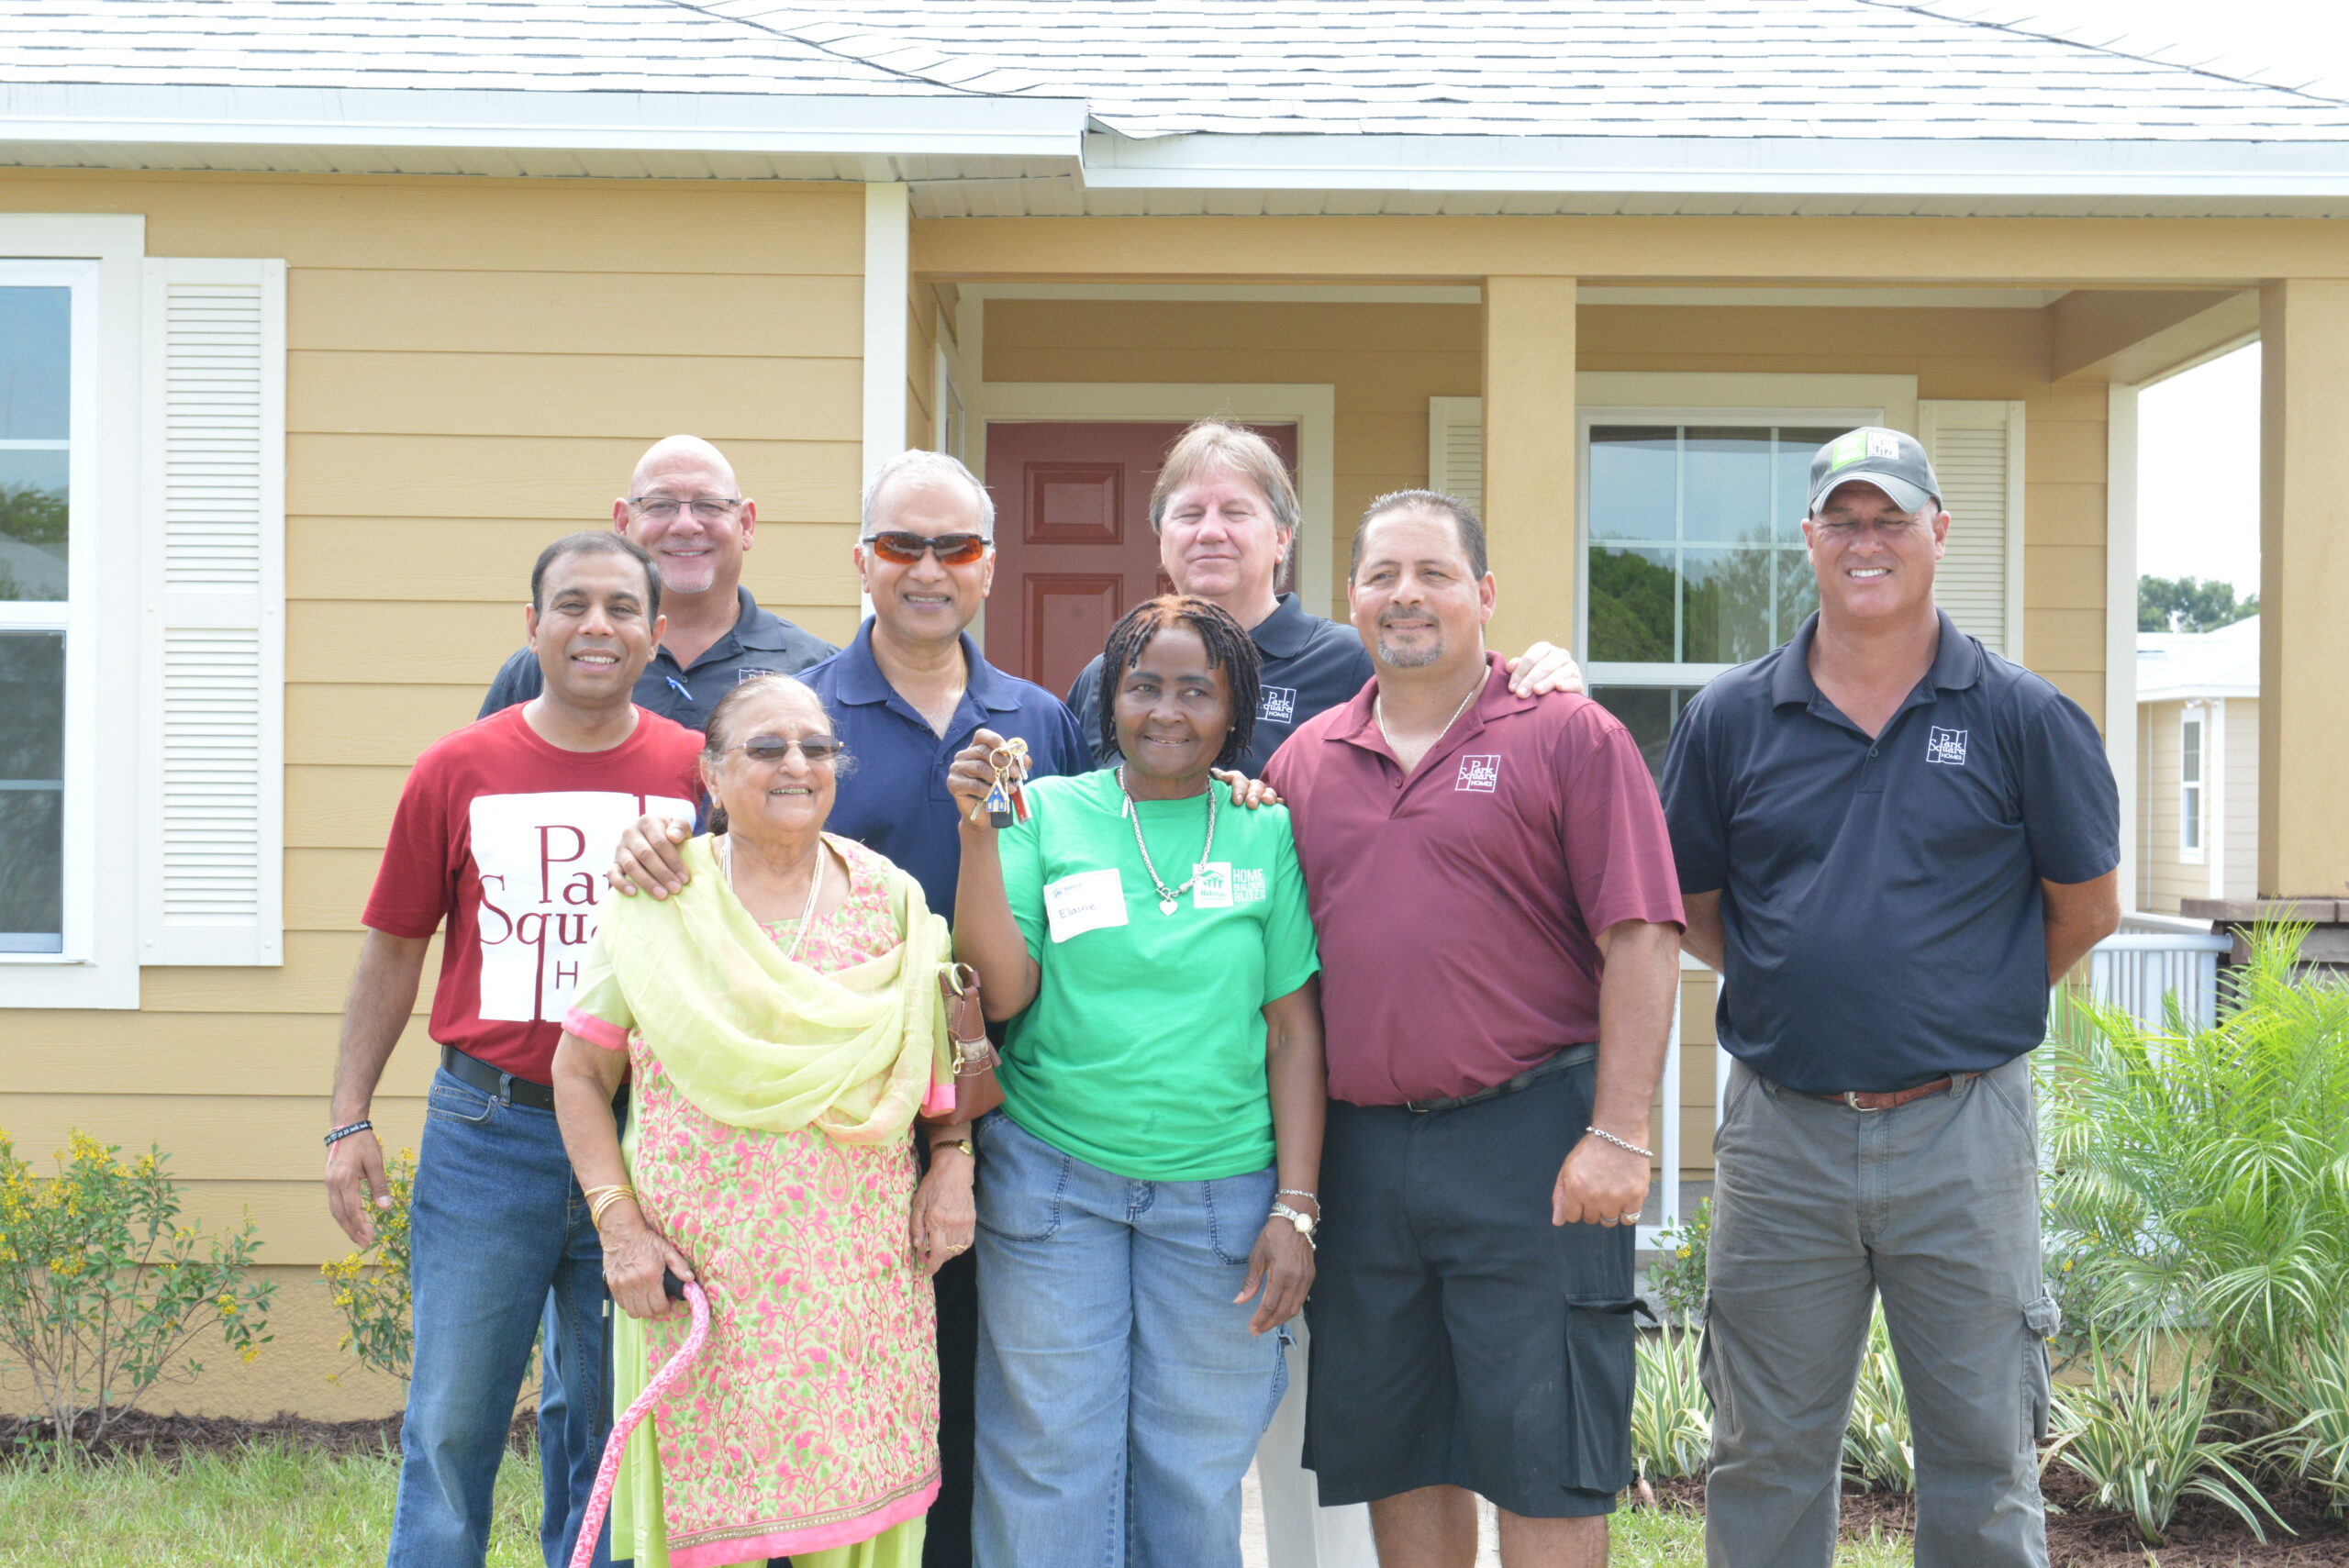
[{"xmin": 1262, "ymin": 491, "xmax": 1683, "ymax": 1568}]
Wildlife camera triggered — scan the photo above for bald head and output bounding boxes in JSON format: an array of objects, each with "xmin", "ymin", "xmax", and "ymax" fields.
[
  {"xmin": 630, "ymin": 434, "xmax": 738, "ymax": 498},
  {"xmin": 615, "ymin": 434, "xmax": 753, "ymax": 601}
]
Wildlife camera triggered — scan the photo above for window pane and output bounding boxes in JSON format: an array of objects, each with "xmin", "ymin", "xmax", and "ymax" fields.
[
  {"xmin": 1776, "ymin": 548, "xmax": 1820, "ymax": 641},
  {"xmin": 0, "ymin": 287, "xmax": 68, "ymax": 440},
  {"xmin": 0, "ymin": 447, "xmax": 68, "ymax": 602},
  {"xmin": 1588, "ymin": 427, "xmax": 1676, "ymax": 542},
  {"xmin": 1775, "ymin": 427, "xmax": 1845, "ymax": 544},
  {"xmin": 1591, "ymin": 684, "xmax": 1705, "ymax": 781},
  {"xmin": 1683, "ymin": 428, "xmax": 1772, "ymax": 544},
  {"xmin": 0, "ymin": 630, "xmax": 63, "ymax": 952},
  {"xmin": 1683, "ymin": 547, "xmax": 1775, "ymax": 664},
  {"xmin": 1588, "ymin": 545, "xmax": 1675, "ymax": 662}
]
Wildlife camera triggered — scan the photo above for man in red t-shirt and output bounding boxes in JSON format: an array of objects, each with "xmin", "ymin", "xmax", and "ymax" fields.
[
  {"xmin": 325, "ymin": 533, "xmax": 703, "ymax": 1568},
  {"xmin": 1262, "ymin": 493, "xmax": 1684, "ymax": 1568}
]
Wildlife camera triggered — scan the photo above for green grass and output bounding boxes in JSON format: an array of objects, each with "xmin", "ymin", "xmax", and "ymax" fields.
[
  {"xmin": 0, "ymin": 1439, "xmax": 547, "ymax": 1567},
  {"xmin": 0, "ymin": 1442, "xmax": 1920, "ymax": 1567}
]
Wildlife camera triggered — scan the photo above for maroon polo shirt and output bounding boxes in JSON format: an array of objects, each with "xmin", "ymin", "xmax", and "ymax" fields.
[{"xmin": 1264, "ymin": 653, "xmax": 1685, "ymax": 1106}]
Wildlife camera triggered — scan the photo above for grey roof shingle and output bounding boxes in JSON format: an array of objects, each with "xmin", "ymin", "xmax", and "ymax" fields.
[{"xmin": 4, "ymin": 0, "xmax": 2346, "ymax": 141}]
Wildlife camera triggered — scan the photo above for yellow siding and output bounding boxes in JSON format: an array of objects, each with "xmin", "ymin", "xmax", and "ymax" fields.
[
  {"xmin": 2138, "ymin": 700, "xmax": 2199, "ymax": 913},
  {"xmin": 2226, "ymin": 699, "xmax": 2260, "ymax": 900},
  {"xmin": 0, "ymin": 171, "xmax": 866, "ymax": 1309}
]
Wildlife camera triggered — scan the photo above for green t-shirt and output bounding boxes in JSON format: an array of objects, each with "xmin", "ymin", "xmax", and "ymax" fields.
[{"xmin": 995, "ymin": 770, "xmax": 1320, "ymax": 1182}]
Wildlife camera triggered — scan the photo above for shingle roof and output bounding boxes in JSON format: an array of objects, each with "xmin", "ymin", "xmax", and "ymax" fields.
[
  {"xmin": 4, "ymin": 0, "xmax": 2345, "ymax": 141},
  {"xmin": 722, "ymin": 0, "xmax": 2349, "ymax": 141}
]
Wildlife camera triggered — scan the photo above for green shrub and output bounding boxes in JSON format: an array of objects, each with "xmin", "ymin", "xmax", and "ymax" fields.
[
  {"xmin": 2043, "ymin": 1333, "xmax": 2285, "ymax": 1549},
  {"xmin": 2042, "ymin": 926, "xmax": 2349, "ymax": 1394},
  {"xmin": 0, "ymin": 1128, "xmax": 273, "ymax": 1444},
  {"xmin": 1839, "ymin": 1307, "xmax": 1913, "ymax": 1495},
  {"xmin": 1646, "ymin": 1198, "xmax": 1709, "ymax": 1328},
  {"xmin": 317, "ymin": 1151, "xmax": 415, "ymax": 1383},
  {"xmin": 1630, "ymin": 1329, "xmax": 1710, "ymax": 1482},
  {"xmin": 2245, "ymin": 1318, "xmax": 2349, "ymax": 1516}
]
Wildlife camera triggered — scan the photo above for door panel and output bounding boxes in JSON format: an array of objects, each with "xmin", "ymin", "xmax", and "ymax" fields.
[{"xmin": 985, "ymin": 419, "xmax": 1298, "ymax": 695}]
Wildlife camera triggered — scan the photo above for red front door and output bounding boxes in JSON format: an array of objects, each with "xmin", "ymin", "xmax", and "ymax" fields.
[{"xmin": 984, "ymin": 420, "xmax": 1298, "ymax": 696}]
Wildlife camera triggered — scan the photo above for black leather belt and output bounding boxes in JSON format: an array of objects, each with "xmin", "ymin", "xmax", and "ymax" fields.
[
  {"xmin": 440, "ymin": 1044, "xmax": 557, "ymax": 1111},
  {"xmin": 1401, "ymin": 1043, "xmax": 1597, "ymax": 1115}
]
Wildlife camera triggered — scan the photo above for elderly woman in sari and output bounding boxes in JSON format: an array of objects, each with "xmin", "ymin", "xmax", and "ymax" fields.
[
  {"xmin": 947, "ymin": 595, "xmax": 1325, "ymax": 1568},
  {"xmin": 551, "ymin": 673, "xmax": 973, "ymax": 1568}
]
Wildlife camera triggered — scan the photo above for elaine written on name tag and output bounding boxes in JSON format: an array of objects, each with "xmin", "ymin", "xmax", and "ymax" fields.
[{"xmin": 1043, "ymin": 868, "xmax": 1129, "ymax": 943}]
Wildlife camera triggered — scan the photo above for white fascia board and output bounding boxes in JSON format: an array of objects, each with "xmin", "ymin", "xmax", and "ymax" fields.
[
  {"xmin": 1082, "ymin": 131, "xmax": 2349, "ymax": 197},
  {"xmin": 0, "ymin": 83, "xmax": 1087, "ymax": 160},
  {"xmin": 2138, "ymin": 683, "xmax": 2260, "ymax": 702}
]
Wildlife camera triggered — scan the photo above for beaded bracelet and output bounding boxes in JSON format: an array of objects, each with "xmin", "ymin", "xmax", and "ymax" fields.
[{"xmin": 322, "ymin": 1119, "xmax": 373, "ymax": 1149}]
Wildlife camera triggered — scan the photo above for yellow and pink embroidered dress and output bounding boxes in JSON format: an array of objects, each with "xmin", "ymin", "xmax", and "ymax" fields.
[{"xmin": 565, "ymin": 833, "xmax": 957, "ymax": 1568}]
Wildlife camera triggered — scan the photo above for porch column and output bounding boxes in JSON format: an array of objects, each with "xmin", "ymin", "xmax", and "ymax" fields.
[
  {"xmin": 2258, "ymin": 280, "xmax": 2349, "ymax": 900},
  {"xmin": 1481, "ymin": 277, "xmax": 1578, "ymax": 654}
]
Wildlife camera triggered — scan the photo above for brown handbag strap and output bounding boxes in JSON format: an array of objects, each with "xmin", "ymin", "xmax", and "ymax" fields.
[{"xmin": 939, "ymin": 962, "xmax": 986, "ymax": 1045}]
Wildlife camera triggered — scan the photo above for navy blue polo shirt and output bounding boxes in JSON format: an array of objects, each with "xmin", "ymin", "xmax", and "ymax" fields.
[
  {"xmin": 1660, "ymin": 609, "xmax": 2119, "ymax": 1094},
  {"xmin": 803, "ymin": 621, "xmax": 1087, "ymax": 917},
  {"xmin": 479, "ymin": 585, "xmax": 836, "ymax": 733},
  {"xmin": 1064, "ymin": 593, "xmax": 1375, "ymax": 778}
]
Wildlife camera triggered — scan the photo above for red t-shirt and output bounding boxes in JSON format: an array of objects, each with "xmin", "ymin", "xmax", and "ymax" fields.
[
  {"xmin": 1264, "ymin": 655, "xmax": 1686, "ymax": 1106},
  {"xmin": 362, "ymin": 704, "xmax": 704, "ymax": 1084}
]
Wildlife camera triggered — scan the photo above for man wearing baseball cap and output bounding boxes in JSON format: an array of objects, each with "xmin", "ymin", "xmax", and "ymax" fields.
[{"xmin": 1660, "ymin": 427, "xmax": 2120, "ymax": 1567}]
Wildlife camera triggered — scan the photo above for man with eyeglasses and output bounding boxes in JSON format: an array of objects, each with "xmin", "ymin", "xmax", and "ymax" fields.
[
  {"xmin": 609, "ymin": 449, "xmax": 1084, "ymax": 1568},
  {"xmin": 481, "ymin": 434, "xmax": 836, "ymax": 729},
  {"xmin": 1660, "ymin": 428, "xmax": 2119, "ymax": 1568}
]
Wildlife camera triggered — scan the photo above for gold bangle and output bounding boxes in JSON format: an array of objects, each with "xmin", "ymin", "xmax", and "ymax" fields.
[{"xmin": 586, "ymin": 1184, "xmax": 638, "ymax": 1230}]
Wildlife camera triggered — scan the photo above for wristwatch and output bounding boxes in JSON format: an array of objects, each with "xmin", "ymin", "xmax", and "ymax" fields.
[{"xmin": 1270, "ymin": 1200, "xmax": 1319, "ymax": 1248}]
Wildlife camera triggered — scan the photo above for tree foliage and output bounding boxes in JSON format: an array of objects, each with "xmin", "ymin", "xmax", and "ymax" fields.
[{"xmin": 2139, "ymin": 573, "xmax": 2258, "ymax": 635}]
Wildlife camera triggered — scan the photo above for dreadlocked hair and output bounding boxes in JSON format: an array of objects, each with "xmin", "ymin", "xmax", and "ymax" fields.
[{"xmin": 1096, "ymin": 595, "xmax": 1262, "ymax": 772}]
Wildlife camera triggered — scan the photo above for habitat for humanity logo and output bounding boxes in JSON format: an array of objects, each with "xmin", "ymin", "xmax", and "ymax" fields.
[{"xmin": 1925, "ymin": 727, "xmax": 1968, "ymax": 767}]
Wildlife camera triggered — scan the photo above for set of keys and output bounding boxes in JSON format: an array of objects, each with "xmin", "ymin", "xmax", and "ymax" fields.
[{"xmin": 968, "ymin": 737, "xmax": 1033, "ymax": 829}]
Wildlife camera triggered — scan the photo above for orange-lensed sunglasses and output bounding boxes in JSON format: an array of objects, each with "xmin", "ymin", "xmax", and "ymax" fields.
[{"xmin": 863, "ymin": 531, "xmax": 990, "ymax": 566}]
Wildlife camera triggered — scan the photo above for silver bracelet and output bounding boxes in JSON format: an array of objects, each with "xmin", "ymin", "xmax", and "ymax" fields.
[
  {"xmin": 1584, "ymin": 1124, "xmax": 1657, "ymax": 1161},
  {"xmin": 1275, "ymin": 1187, "xmax": 1319, "ymax": 1204}
]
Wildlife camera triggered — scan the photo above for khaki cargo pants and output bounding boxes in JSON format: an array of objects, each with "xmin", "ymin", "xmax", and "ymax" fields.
[{"xmin": 1701, "ymin": 1053, "xmax": 2060, "ymax": 1568}]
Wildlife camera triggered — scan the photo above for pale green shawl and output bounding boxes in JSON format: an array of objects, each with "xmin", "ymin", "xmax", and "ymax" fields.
[{"xmin": 596, "ymin": 833, "xmax": 952, "ymax": 1144}]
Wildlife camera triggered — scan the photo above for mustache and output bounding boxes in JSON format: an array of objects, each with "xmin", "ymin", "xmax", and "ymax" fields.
[{"xmin": 1376, "ymin": 606, "xmax": 1434, "ymax": 626}]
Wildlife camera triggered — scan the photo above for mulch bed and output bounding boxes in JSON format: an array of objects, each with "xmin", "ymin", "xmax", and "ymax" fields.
[
  {"xmin": 8, "ymin": 1415, "xmax": 2346, "ymax": 1563},
  {"xmin": 1640, "ymin": 1468, "xmax": 2349, "ymax": 1565}
]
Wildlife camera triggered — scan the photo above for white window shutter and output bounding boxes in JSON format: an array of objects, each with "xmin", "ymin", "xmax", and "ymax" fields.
[
  {"xmin": 1428, "ymin": 396, "xmax": 1484, "ymax": 511},
  {"xmin": 139, "ymin": 258, "xmax": 286, "ymax": 966},
  {"xmin": 1919, "ymin": 399, "xmax": 2025, "ymax": 660}
]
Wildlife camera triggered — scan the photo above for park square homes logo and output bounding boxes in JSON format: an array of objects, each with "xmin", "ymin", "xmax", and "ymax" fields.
[
  {"xmin": 1456, "ymin": 754, "xmax": 1501, "ymax": 793},
  {"xmin": 1925, "ymin": 727, "xmax": 1969, "ymax": 767},
  {"xmin": 1259, "ymin": 685, "xmax": 1297, "ymax": 725}
]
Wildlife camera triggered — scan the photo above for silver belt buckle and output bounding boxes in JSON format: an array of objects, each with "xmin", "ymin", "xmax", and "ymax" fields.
[{"xmin": 1842, "ymin": 1091, "xmax": 1883, "ymax": 1112}]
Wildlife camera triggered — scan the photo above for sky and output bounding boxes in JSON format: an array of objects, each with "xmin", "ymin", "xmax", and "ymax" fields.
[{"xmin": 2009, "ymin": 0, "xmax": 2349, "ymax": 600}]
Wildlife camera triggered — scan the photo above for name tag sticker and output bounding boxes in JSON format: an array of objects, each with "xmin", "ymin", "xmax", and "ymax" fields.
[
  {"xmin": 1192, "ymin": 862, "xmax": 1233, "ymax": 909},
  {"xmin": 1044, "ymin": 869, "xmax": 1129, "ymax": 942}
]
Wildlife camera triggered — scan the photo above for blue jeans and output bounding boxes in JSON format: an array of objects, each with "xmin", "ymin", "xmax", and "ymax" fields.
[
  {"xmin": 388, "ymin": 1066, "xmax": 613, "ymax": 1568},
  {"xmin": 972, "ymin": 1111, "xmax": 1289, "ymax": 1568}
]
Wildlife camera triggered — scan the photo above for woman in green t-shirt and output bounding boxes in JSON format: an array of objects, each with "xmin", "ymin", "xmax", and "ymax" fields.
[{"xmin": 948, "ymin": 595, "xmax": 1326, "ymax": 1568}]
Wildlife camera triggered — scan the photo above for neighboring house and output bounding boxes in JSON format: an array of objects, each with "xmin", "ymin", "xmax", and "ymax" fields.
[
  {"xmin": 2, "ymin": 0, "xmax": 2346, "ymax": 1417},
  {"xmin": 2135, "ymin": 617, "xmax": 2260, "ymax": 914}
]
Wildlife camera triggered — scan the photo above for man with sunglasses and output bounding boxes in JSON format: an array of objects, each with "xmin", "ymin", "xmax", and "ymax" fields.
[{"xmin": 481, "ymin": 434, "xmax": 835, "ymax": 729}]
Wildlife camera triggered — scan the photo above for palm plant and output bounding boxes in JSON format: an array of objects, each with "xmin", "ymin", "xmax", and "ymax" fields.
[
  {"xmin": 2040, "ymin": 926, "xmax": 2349, "ymax": 1394},
  {"xmin": 1630, "ymin": 1328, "xmax": 1710, "ymax": 1482},
  {"xmin": 1839, "ymin": 1308, "xmax": 1913, "ymax": 1495},
  {"xmin": 2043, "ymin": 1333, "xmax": 2286, "ymax": 1548}
]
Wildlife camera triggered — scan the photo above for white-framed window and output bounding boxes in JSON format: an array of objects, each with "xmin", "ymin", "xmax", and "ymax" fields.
[
  {"xmin": 1579, "ymin": 407, "xmax": 1876, "ymax": 775},
  {"xmin": 2180, "ymin": 707, "xmax": 2206, "ymax": 862},
  {"xmin": 0, "ymin": 262, "xmax": 92, "ymax": 959},
  {"xmin": 0, "ymin": 217, "xmax": 284, "ymax": 1010}
]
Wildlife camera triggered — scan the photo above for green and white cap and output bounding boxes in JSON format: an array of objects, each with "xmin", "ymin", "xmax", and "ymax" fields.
[{"xmin": 1807, "ymin": 427, "xmax": 1940, "ymax": 517}]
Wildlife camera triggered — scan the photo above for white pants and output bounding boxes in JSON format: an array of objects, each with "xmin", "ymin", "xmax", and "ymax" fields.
[{"xmin": 1257, "ymin": 1317, "xmax": 1381, "ymax": 1568}]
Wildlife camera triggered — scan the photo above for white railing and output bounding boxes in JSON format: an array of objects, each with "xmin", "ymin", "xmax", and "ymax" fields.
[
  {"xmin": 1636, "ymin": 954, "xmax": 1700, "ymax": 1251},
  {"xmin": 2085, "ymin": 929, "xmax": 2233, "ymax": 1030}
]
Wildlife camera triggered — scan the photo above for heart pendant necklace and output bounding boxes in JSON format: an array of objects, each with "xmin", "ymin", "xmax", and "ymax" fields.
[{"xmin": 1117, "ymin": 765, "xmax": 1217, "ymax": 916}]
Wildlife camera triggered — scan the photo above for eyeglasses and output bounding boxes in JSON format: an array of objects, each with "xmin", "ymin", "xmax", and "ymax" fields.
[
  {"xmin": 629, "ymin": 495, "xmax": 742, "ymax": 524},
  {"xmin": 726, "ymin": 734, "xmax": 846, "ymax": 765},
  {"xmin": 863, "ymin": 531, "xmax": 990, "ymax": 566}
]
